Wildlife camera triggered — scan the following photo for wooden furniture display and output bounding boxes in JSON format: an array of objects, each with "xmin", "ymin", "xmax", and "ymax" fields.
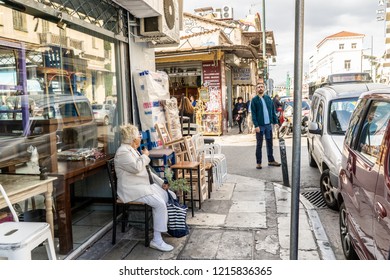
[
  {"xmin": 50, "ymin": 154, "xmax": 112, "ymax": 254},
  {"xmin": 0, "ymin": 174, "xmax": 56, "ymax": 237},
  {"xmin": 0, "ymin": 183, "xmax": 56, "ymax": 260},
  {"xmin": 155, "ymin": 122, "xmax": 191, "ymax": 163},
  {"xmin": 106, "ymin": 159, "xmax": 153, "ymax": 246},
  {"xmin": 170, "ymin": 161, "xmax": 201, "ymax": 217},
  {"xmin": 183, "ymin": 136, "xmax": 208, "ymax": 202},
  {"xmin": 140, "ymin": 130, "xmax": 176, "ymax": 175}
]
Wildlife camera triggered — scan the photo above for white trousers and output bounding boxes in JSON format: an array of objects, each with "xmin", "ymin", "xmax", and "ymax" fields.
[{"xmin": 134, "ymin": 184, "xmax": 176, "ymax": 232}]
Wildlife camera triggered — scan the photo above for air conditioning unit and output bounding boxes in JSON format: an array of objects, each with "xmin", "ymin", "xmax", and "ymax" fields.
[
  {"xmin": 138, "ymin": 0, "xmax": 180, "ymax": 45},
  {"xmin": 221, "ymin": 6, "xmax": 233, "ymax": 19}
]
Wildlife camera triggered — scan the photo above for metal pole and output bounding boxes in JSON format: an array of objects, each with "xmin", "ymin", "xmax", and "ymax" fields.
[
  {"xmin": 290, "ymin": 0, "xmax": 304, "ymax": 260},
  {"xmin": 261, "ymin": 0, "xmax": 267, "ymax": 88}
]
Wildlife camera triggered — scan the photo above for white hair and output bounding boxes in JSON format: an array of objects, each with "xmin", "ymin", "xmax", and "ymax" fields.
[{"xmin": 120, "ymin": 124, "xmax": 139, "ymax": 144}]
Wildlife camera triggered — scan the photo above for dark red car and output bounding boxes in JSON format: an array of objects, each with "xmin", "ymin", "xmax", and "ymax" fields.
[{"xmin": 338, "ymin": 89, "xmax": 390, "ymax": 259}]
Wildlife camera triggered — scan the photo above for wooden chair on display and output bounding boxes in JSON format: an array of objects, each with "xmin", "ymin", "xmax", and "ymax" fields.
[
  {"xmin": 0, "ymin": 184, "xmax": 56, "ymax": 260},
  {"xmin": 106, "ymin": 159, "xmax": 153, "ymax": 246},
  {"xmin": 183, "ymin": 136, "xmax": 210, "ymax": 203},
  {"xmin": 139, "ymin": 130, "xmax": 176, "ymax": 175},
  {"xmin": 154, "ymin": 122, "xmax": 192, "ymax": 163}
]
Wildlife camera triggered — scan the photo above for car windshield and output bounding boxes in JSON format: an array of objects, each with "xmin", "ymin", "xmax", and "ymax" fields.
[{"xmin": 328, "ymin": 97, "xmax": 358, "ymax": 134}]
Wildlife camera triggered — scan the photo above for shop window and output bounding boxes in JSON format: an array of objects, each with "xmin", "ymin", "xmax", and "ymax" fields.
[
  {"xmin": 0, "ymin": 8, "xmax": 122, "ymax": 175},
  {"xmin": 12, "ymin": 11, "xmax": 27, "ymax": 32}
]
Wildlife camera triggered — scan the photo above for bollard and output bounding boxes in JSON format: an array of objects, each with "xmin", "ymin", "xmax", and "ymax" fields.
[{"xmin": 279, "ymin": 137, "xmax": 290, "ymax": 187}]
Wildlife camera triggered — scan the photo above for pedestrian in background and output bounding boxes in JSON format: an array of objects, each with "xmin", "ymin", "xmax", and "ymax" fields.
[
  {"xmin": 273, "ymin": 94, "xmax": 283, "ymax": 113},
  {"xmin": 179, "ymin": 96, "xmax": 195, "ymax": 123},
  {"xmin": 251, "ymin": 82, "xmax": 281, "ymax": 169},
  {"xmin": 272, "ymin": 94, "xmax": 283, "ymax": 138},
  {"xmin": 233, "ymin": 97, "xmax": 247, "ymax": 134},
  {"xmin": 190, "ymin": 95, "xmax": 197, "ymax": 107}
]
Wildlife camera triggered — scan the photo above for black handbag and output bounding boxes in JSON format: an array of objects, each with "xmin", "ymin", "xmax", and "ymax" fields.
[{"xmin": 166, "ymin": 190, "xmax": 190, "ymax": 238}]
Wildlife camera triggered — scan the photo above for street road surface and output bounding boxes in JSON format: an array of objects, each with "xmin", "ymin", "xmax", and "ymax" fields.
[{"xmin": 215, "ymin": 132, "xmax": 344, "ymax": 259}]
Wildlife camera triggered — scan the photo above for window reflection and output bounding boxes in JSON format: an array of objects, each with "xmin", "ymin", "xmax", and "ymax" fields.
[{"xmin": 0, "ymin": 6, "xmax": 119, "ymax": 174}]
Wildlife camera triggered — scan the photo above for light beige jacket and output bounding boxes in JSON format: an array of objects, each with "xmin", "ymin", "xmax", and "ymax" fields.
[{"xmin": 114, "ymin": 144, "xmax": 163, "ymax": 202}]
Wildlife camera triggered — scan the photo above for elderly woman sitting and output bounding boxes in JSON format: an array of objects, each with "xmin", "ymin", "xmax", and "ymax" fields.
[{"xmin": 114, "ymin": 124, "xmax": 176, "ymax": 252}]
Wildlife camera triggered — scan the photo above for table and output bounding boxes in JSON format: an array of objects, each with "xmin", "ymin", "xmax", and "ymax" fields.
[
  {"xmin": 170, "ymin": 161, "xmax": 201, "ymax": 217},
  {"xmin": 0, "ymin": 174, "xmax": 56, "ymax": 237},
  {"xmin": 50, "ymin": 155, "xmax": 112, "ymax": 255}
]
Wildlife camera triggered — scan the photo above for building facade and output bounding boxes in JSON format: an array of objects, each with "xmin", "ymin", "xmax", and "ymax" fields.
[
  {"xmin": 309, "ymin": 31, "xmax": 372, "ymax": 83},
  {"xmin": 155, "ymin": 11, "xmax": 276, "ymax": 132}
]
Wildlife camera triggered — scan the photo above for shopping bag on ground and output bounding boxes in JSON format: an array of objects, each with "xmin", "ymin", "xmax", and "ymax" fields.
[{"xmin": 166, "ymin": 190, "xmax": 189, "ymax": 238}]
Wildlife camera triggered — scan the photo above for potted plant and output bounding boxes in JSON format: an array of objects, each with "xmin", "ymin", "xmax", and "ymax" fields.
[{"xmin": 164, "ymin": 166, "xmax": 190, "ymax": 196}]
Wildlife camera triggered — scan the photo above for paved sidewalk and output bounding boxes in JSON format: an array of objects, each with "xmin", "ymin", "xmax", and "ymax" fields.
[{"xmin": 73, "ymin": 173, "xmax": 335, "ymax": 260}]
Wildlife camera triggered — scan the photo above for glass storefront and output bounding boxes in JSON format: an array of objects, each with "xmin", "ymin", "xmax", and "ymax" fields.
[{"xmin": 0, "ymin": 4, "xmax": 124, "ymax": 174}]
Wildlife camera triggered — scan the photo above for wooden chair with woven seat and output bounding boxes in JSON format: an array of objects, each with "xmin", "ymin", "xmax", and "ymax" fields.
[
  {"xmin": 106, "ymin": 159, "xmax": 153, "ymax": 246},
  {"xmin": 139, "ymin": 130, "xmax": 176, "ymax": 175},
  {"xmin": 182, "ymin": 136, "xmax": 208, "ymax": 205}
]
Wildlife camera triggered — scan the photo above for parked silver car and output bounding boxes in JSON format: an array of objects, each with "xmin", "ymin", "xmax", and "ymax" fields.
[
  {"xmin": 307, "ymin": 80, "xmax": 389, "ymax": 210},
  {"xmin": 92, "ymin": 103, "xmax": 111, "ymax": 126}
]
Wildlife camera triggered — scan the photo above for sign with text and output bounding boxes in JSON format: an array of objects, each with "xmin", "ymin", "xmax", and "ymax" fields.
[
  {"xmin": 232, "ymin": 66, "xmax": 254, "ymax": 85},
  {"xmin": 202, "ymin": 61, "xmax": 221, "ymax": 88}
]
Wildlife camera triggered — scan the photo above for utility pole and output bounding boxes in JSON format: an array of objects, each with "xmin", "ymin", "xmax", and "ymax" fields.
[
  {"xmin": 290, "ymin": 0, "xmax": 305, "ymax": 260},
  {"xmin": 261, "ymin": 0, "xmax": 267, "ymax": 90}
]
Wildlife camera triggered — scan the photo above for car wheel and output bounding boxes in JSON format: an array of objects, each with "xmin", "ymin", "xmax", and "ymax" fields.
[
  {"xmin": 320, "ymin": 169, "xmax": 338, "ymax": 210},
  {"xmin": 307, "ymin": 145, "xmax": 317, "ymax": 167},
  {"xmin": 103, "ymin": 116, "xmax": 109, "ymax": 126},
  {"xmin": 339, "ymin": 202, "xmax": 358, "ymax": 260}
]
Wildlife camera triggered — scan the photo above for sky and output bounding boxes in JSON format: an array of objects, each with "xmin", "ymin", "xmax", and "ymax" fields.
[{"xmin": 183, "ymin": 0, "xmax": 386, "ymax": 86}]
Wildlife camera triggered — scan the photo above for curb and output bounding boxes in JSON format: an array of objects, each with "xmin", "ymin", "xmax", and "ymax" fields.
[{"xmin": 274, "ymin": 183, "xmax": 336, "ymax": 260}]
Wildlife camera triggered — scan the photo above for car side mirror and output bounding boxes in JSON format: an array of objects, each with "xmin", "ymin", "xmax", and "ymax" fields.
[{"xmin": 308, "ymin": 121, "xmax": 321, "ymax": 134}]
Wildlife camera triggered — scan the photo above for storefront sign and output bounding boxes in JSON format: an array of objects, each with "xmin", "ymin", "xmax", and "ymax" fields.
[
  {"xmin": 202, "ymin": 61, "xmax": 222, "ymax": 112},
  {"xmin": 232, "ymin": 67, "xmax": 253, "ymax": 85},
  {"xmin": 202, "ymin": 61, "xmax": 221, "ymax": 88}
]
